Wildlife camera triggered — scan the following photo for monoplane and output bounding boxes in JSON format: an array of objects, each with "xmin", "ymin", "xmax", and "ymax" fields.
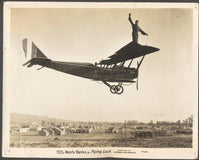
[{"xmin": 22, "ymin": 38, "xmax": 159, "ymax": 94}]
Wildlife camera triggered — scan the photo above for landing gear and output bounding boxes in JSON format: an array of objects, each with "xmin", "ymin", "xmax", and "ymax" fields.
[
  {"xmin": 110, "ymin": 85, "xmax": 124, "ymax": 94},
  {"xmin": 103, "ymin": 81, "xmax": 124, "ymax": 95}
]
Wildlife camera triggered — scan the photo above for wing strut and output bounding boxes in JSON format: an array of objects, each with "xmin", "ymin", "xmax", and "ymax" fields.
[
  {"xmin": 120, "ymin": 61, "xmax": 125, "ymax": 67},
  {"xmin": 102, "ymin": 81, "xmax": 112, "ymax": 88},
  {"xmin": 128, "ymin": 59, "xmax": 133, "ymax": 68},
  {"xmin": 137, "ymin": 55, "xmax": 145, "ymax": 69},
  {"xmin": 37, "ymin": 66, "xmax": 44, "ymax": 70}
]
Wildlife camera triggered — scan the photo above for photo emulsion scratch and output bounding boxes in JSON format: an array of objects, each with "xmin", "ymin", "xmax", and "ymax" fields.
[{"xmin": 3, "ymin": 2, "xmax": 198, "ymax": 159}]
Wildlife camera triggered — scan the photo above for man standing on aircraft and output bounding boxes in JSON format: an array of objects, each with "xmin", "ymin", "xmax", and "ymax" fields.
[{"xmin": 128, "ymin": 13, "xmax": 148, "ymax": 43}]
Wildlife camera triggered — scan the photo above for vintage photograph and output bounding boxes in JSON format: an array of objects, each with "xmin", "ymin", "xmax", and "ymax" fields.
[{"xmin": 3, "ymin": 2, "xmax": 198, "ymax": 159}]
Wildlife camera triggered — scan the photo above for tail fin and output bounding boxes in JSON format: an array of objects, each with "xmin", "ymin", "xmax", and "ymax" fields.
[
  {"xmin": 22, "ymin": 38, "xmax": 50, "ymax": 67},
  {"xmin": 22, "ymin": 39, "xmax": 28, "ymax": 58},
  {"xmin": 22, "ymin": 38, "xmax": 48, "ymax": 59}
]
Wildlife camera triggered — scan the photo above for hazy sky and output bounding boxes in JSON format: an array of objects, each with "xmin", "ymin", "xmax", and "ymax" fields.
[{"xmin": 5, "ymin": 6, "xmax": 197, "ymax": 122}]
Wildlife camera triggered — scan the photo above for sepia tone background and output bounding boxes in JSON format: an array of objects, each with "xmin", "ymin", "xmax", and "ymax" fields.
[
  {"xmin": 3, "ymin": 2, "xmax": 198, "ymax": 159},
  {"xmin": 6, "ymin": 8, "xmax": 196, "ymax": 123}
]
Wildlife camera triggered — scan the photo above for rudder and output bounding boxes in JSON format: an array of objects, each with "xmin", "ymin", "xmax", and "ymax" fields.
[
  {"xmin": 22, "ymin": 38, "xmax": 48, "ymax": 60},
  {"xmin": 31, "ymin": 42, "xmax": 48, "ymax": 59},
  {"xmin": 22, "ymin": 38, "xmax": 50, "ymax": 68}
]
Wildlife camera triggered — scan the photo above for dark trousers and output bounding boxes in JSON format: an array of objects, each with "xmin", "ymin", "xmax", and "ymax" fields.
[{"xmin": 132, "ymin": 33, "xmax": 138, "ymax": 43}]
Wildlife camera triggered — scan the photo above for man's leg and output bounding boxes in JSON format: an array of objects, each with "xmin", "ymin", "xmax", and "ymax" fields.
[{"xmin": 133, "ymin": 34, "xmax": 138, "ymax": 43}]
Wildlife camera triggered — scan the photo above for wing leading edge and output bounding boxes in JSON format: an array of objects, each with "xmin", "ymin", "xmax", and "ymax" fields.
[{"xmin": 100, "ymin": 42, "xmax": 159, "ymax": 65}]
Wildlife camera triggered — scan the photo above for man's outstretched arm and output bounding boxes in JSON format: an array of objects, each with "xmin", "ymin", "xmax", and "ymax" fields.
[
  {"xmin": 128, "ymin": 13, "xmax": 134, "ymax": 26},
  {"xmin": 139, "ymin": 27, "xmax": 148, "ymax": 36}
]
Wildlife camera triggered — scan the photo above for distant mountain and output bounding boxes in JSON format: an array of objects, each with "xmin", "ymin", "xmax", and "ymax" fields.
[{"xmin": 10, "ymin": 113, "xmax": 71, "ymax": 125}]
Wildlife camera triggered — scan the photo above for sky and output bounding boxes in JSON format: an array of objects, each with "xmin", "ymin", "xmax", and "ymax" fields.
[{"xmin": 4, "ymin": 6, "xmax": 198, "ymax": 122}]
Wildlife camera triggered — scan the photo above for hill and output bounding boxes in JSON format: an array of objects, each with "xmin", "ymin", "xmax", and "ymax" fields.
[{"xmin": 10, "ymin": 113, "xmax": 70, "ymax": 125}]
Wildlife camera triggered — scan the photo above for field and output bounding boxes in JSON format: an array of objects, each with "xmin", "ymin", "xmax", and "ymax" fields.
[{"xmin": 10, "ymin": 131, "xmax": 192, "ymax": 148}]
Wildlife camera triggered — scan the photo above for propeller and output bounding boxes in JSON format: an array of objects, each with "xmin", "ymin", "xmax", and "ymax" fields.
[
  {"xmin": 136, "ymin": 61, "xmax": 139, "ymax": 90},
  {"xmin": 136, "ymin": 55, "xmax": 145, "ymax": 90}
]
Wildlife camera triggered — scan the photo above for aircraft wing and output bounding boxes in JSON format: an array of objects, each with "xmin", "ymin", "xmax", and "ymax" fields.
[{"xmin": 100, "ymin": 42, "xmax": 159, "ymax": 65}]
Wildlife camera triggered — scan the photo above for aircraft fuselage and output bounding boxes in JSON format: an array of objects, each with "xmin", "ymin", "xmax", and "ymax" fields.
[{"xmin": 29, "ymin": 58, "xmax": 137, "ymax": 82}]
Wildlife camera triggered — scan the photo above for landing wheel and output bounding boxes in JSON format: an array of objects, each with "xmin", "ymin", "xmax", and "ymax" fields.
[
  {"xmin": 102, "ymin": 81, "xmax": 124, "ymax": 95},
  {"xmin": 110, "ymin": 85, "xmax": 117, "ymax": 94},
  {"xmin": 110, "ymin": 85, "xmax": 124, "ymax": 94},
  {"xmin": 116, "ymin": 85, "xmax": 124, "ymax": 94}
]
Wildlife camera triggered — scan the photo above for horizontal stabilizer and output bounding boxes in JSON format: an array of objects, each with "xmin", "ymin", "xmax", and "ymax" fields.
[
  {"xmin": 27, "ymin": 63, "xmax": 33, "ymax": 68},
  {"xmin": 23, "ymin": 59, "xmax": 32, "ymax": 66}
]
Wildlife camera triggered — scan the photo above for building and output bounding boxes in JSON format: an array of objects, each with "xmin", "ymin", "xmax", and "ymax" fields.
[
  {"xmin": 105, "ymin": 127, "xmax": 114, "ymax": 133},
  {"xmin": 10, "ymin": 125, "xmax": 19, "ymax": 133},
  {"xmin": 112, "ymin": 127, "xmax": 122, "ymax": 133},
  {"xmin": 53, "ymin": 128, "xmax": 65, "ymax": 135},
  {"xmin": 183, "ymin": 115, "xmax": 193, "ymax": 127},
  {"xmin": 47, "ymin": 128, "xmax": 55, "ymax": 135},
  {"xmin": 37, "ymin": 126, "xmax": 43, "ymax": 131},
  {"xmin": 20, "ymin": 125, "xmax": 29, "ymax": 133},
  {"xmin": 39, "ymin": 128, "xmax": 49, "ymax": 136},
  {"xmin": 85, "ymin": 126, "xmax": 93, "ymax": 133},
  {"xmin": 88, "ymin": 128, "xmax": 93, "ymax": 133},
  {"xmin": 29, "ymin": 125, "xmax": 38, "ymax": 131},
  {"xmin": 30, "ymin": 122, "xmax": 41, "ymax": 131}
]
